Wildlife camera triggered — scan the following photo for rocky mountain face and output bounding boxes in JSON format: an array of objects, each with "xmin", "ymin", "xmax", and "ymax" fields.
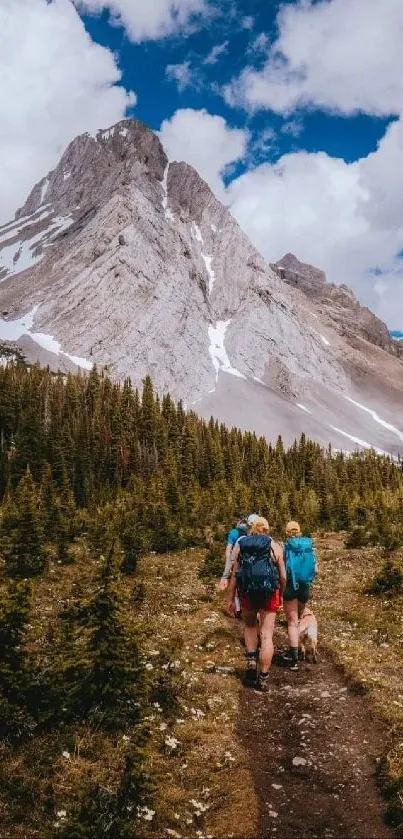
[
  {"xmin": 0, "ymin": 118, "xmax": 402, "ymax": 456},
  {"xmin": 273, "ymin": 253, "xmax": 401, "ymax": 356}
]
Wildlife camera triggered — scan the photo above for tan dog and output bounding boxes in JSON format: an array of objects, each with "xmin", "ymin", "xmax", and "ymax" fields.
[{"xmin": 298, "ymin": 607, "xmax": 318, "ymax": 663}]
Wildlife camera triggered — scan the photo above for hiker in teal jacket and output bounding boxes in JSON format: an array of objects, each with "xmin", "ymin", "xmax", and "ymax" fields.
[{"xmin": 282, "ymin": 520, "xmax": 317, "ymax": 670}]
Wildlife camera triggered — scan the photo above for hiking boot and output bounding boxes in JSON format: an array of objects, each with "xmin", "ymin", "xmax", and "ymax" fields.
[
  {"xmin": 280, "ymin": 651, "xmax": 293, "ymax": 666},
  {"xmin": 282, "ymin": 648, "xmax": 299, "ymax": 668},
  {"xmin": 258, "ymin": 673, "xmax": 270, "ymax": 692},
  {"xmin": 244, "ymin": 661, "xmax": 258, "ymax": 686}
]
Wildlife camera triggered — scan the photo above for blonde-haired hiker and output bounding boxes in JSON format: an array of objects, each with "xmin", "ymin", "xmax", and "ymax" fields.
[
  {"xmin": 282, "ymin": 520, "xmax": 317, "ymax": 671},
  {"xmin": 227, "ymin": 517, "xmax": 286, "ymax": 691}
]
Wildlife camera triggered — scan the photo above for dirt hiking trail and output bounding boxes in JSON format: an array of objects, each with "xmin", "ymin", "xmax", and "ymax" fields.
[
  {"xmin": 239, "ymin": 623, "xmax": 393, "ymax": 839},
  {"xmin": 138, "ymin": 548, "xmax": 399, "ymax": 839}
]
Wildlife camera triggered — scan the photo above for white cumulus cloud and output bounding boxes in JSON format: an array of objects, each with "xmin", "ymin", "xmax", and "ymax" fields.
[
  {"xmin": 159, "ymin": 108, "xmax": 248, "ymax": 200},
  {"xmin": 166, "ymin": 61, "xmax": 194, "ymax": 92},
  {"xmin": 225, "ymin": 0, "xmax": 403, "ymax": 116},
  {"xmin": 203, "ymin": 40, "xmax": 228, "ymax": 65},
  {"xmin": 76, "ymin": 0, "xmax": 209, "ymax": 42},
  {"xmin": 159, "ymin": 107, "xmax": 403, "ymax": 328},
  {"xmin": 226, "ymin": 121, "xmax": 403, "ymax": 327},
  {"xmin": 215, "ymin": 0, "xmax": 403, "ymax": 327},
  {"xmin": 0, "ymin": 0, "xmax": 134, "ymax": 223}
]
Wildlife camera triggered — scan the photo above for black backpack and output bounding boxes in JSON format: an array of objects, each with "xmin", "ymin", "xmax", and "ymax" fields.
[{"xmin": 236, "ymin": 534, "xmax": 279, "ymax": 605}]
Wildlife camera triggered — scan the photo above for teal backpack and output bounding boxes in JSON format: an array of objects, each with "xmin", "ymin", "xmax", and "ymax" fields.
[{"xmin": 284, "ymin": 536, "xmax": 316, "ymax": 590}]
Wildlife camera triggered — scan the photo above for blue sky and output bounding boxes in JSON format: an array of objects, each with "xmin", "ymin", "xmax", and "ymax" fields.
[
  {"xmin": 81, "ymin": 4, "xmax": 393, "ymax": 169},
  {"xmin": 1, "ymin": 0, "xmax": 403, "ymax": 326}
]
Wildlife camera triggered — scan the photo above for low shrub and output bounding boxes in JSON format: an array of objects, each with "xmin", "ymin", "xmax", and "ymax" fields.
[
  {"xmin": 198, "ymin": 540, "xmax": 223, "ymax": 582},
  {"xmin": 365, "ymin": 559, "xmax": 403, "ymax": 596}
]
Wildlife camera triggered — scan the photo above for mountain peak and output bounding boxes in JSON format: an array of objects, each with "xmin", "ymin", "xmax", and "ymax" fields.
[
  {"xmin": 275, "ymin": 252, "xmax": 327, "ymax": 287},
  {"xmin": 1, "ymin": 117, "xmax": 402, "ymax": 457},
  {"xmin": 16, "ymin": 119, "xmax": 167, "ymax": 223}
]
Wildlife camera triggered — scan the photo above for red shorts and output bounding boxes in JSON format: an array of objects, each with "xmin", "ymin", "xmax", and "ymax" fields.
[{"xmin": 240, "ymin": 590, "xmax": 281, "ymax": 613}]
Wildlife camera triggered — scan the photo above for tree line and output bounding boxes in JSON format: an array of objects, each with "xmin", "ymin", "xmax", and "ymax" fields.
[
  {"xmin": 1, "ymin": 362, "xmax": 403, "ymax": 564},
  {"xmin": 0, "ymin": 360, "xmax": 402, "ymax": 836}
]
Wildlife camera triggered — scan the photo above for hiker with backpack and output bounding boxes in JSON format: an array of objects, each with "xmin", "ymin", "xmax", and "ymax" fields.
[
  {"xmin": 226, "ymin": 516, "xmax": 286, "ymax": 691},
  {"xmin": 218, "ymin": 513, "xmax": 259, "ymax": 590},
  {"xmin": 217, "ymin": 516, "xmax": 249, "ymax": 592},
  {"xmin": 282, "ymin": 521, "xmax": 317, "ymax": 671}
]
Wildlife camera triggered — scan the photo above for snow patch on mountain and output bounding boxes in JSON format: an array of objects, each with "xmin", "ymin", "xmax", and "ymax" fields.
[
  {"xmin": 297, "ymin": 403, "xmax": 312, "ymax": 414},
  {"xmin": 344, "ymin": 396, "xmax": 403, "ymax": 444},
  {"xmin": 208, "ymin": 320, "xmax": 246, "ymax": 385},
  {"xmin": 0, "ymin": 215, "xmax": 74, "ymax": 280},
  {"xmin": 0, "ymin": 209, "xmax": 52, "ymax": 245},
  {"xmin": 40, "ymin": 178, "xmax": 49, "ymax": 206},
  {"xmin": 0, "ymin": 237, "xmax": 43, "ymax": 278},
  {"xmin": 0, "ymin": 307, "xmax": 92, "ymax": 370},
  {"xmin": 191, "ymin": 223, "xmax": 203, "ymax": 244},
  {"xmin": 202, "ymin": 253, "xmax": 216, "ymax": 295},
  {"xmin": 191, "ymin": 223, "xmax": 216, "ymax": 295},
  {"xmin": 0, "ymin": 306, "xmax": 38, "ymax": 340},
  {"xmin": 161, "ymin": 164, "xmax": 174, "ymax": 222},
  {"xmin": 329, "ymin": 424, "xmax": 388, "ymax": 456},
  {"xmin": 29, "ymin": 330, "xmax": 93, "ymax": 370}
]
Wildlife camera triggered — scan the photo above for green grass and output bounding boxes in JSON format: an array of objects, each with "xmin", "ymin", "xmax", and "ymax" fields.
[{"xmin": 314, "ymin": 534, "xmax": 403, "ymax": 828}]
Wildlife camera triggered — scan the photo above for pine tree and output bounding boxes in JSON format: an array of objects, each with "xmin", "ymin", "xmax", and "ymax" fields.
[
  {"xmin": 0, "ymin": 468, "xmax": 46, "ymax": 577},
  {"xmin": 59, "ymin": 546, "xmax": 145, "ymax": 729},
  {"xmin": 140, "ymin": 375, "xmax": 156, "ymax": 447},
  {"xmin": 0, "ymin": 578, "xmax": 31, "ymax": 699},
  {"xmin": 0, "ymin": 578, "xmax": 34, "ymax": 740}
]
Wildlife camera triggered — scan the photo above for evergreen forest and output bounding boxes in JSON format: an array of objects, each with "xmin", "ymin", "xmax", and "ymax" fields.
[{"xmin": 1, "ymin": 360, "xmax": 403, "ymax": 836}]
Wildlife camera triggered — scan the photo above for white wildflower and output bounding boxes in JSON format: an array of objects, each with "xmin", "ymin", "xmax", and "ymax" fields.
[
  {"xmin": 191, "ymin": 799, "xmax": 209, "ymax": 814},
  {"xmin": 62, "ymin": 751, "xmax": 70, "ymax": 759},
  {"xmin": 137, "ymin": 805, "xmax": 155, "ymax": 821},
  {"xmin": 145, "ymin": 663, "xmax": 154, "ymax": 671},
  {"xmin": 191, "ymin": 708, "xmax": 205, "ymax": 719},
  {"xmin": 56, "ymin": 810, "xmax": 67, "ymax": 818},
  {"xmin": 165, "ymin": 734, "xmax": 179, "ymax": 751}
]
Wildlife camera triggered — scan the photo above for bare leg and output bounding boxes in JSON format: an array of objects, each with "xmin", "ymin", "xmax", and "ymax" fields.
[
  {"xmin": 259, "ymin": 610, "xmax": 276, "ymax": 673},
  {"xmin": 284, "ymin": 598, "xmax": 299, "ymax": 648},
  {"xmin": 283, "ymin": 598, "xmax": 299, "ymax": 668},
  {"xmin": 243, "ymin": 608, "xmax": 259, "ymax": 654}
]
